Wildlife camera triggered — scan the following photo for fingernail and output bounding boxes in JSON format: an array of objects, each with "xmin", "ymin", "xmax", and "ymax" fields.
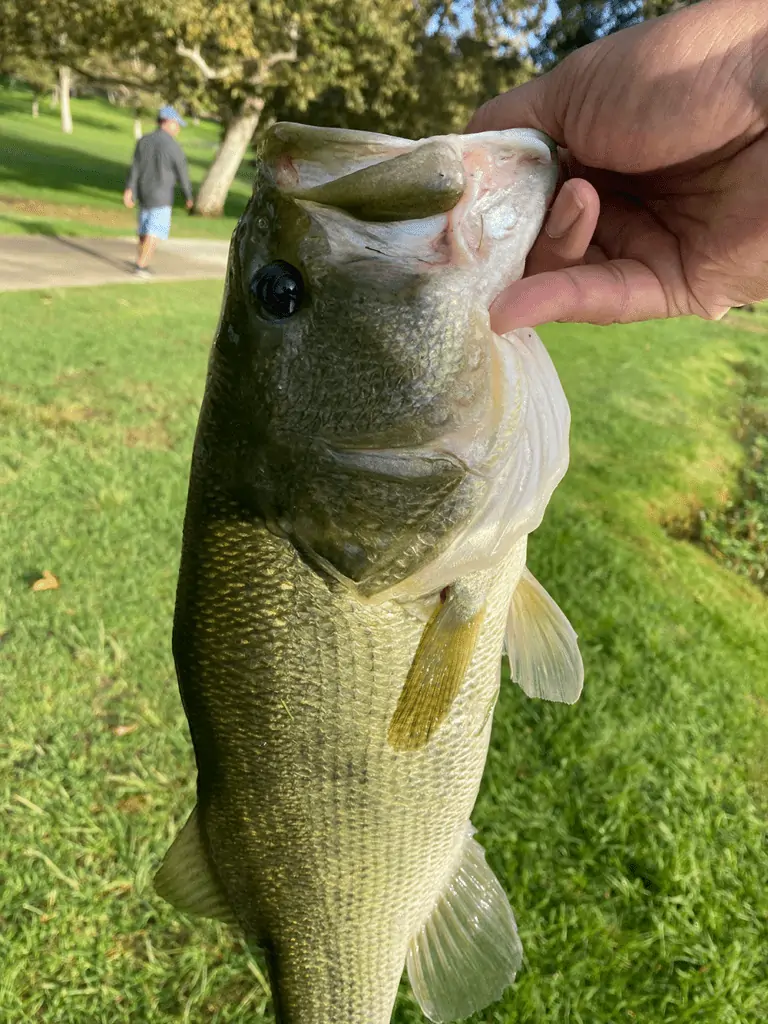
[{"xmin": 545, "ymin": 193, "xmax": 584, "ymax": 240}]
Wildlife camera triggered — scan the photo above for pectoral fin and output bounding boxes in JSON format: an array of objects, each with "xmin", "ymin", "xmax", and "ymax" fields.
[
  {"xmin": 154, "ymin": 806, "xmax": 236, "ymax": 925},
  {"xmin": 406, "ymin": 823, "xmax": 523, "ymax": 1023},
  {"xmin": 388, "ymin": 593, "xmax": 485, "ymax": 751},
  {"xmin": 506, "ymin": 568, "xmax": 583, "ymax": 704}
]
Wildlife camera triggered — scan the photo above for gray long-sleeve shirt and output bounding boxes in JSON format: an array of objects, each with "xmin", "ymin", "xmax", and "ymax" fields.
[{"xmin": 125, "ymin": 128, "xmax": 193, "ymax": 209}]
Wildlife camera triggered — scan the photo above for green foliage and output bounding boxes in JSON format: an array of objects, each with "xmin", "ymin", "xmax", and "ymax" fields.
[
  {"xmin": 269, "ymin": 31, "xmax": 535, "ymax": 139},
  {"xmin": 108, "ymin": 0, "xmax": 424, "ymax": 121},
  {"xmin": 0, "ymin": 0, "xmax": 118, "ymax": 68},
  {"xmin": 535, "ymin": 0, "xmax": 695, "ymax": 67},
  {"xmin": 430, "ymin": 0, "xmax": 549, "ymax": 39},
  {"xmin": 0, "ymin": 56, "xmax": 57, "ymax": 96},
  {"xmin": 666, "ymin": 353, "xmax": 768, "ymax": 593},
  {"xmin": 268, "ymin": 0, "xmax": 546, "ymax": 139},
  {"xmin": 0, "ymin": 285, "xmax": 767, "ymax": 1022}
]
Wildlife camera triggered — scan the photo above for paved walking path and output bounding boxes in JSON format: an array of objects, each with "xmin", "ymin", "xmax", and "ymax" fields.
[{"xmin": 0, "ymin": 235, "xmax": 230, "ymax": 292}]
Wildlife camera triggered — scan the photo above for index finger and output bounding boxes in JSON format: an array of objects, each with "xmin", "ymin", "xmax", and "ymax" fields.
[{"xmin": 465, "ymin": 75, "xmax": 564, "ymax": 143}]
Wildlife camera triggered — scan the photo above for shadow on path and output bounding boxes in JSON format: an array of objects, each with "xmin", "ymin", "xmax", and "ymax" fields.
[{"xmin": 49, "ymin": 234, "xmax": 134, "ymax": 272}]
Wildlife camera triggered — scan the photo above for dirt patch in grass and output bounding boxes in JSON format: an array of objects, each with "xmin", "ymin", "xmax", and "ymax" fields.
[
  {"xmin": 124, "ymin": 423, "xmax": 173, "ymax": 450},
  {"xmin": 0, "ymin": 195, "xmax": 133, "ymax": 228},
  {"xmin": 0, "ymin": 394, "xmax": 102, "ymax": 429}
]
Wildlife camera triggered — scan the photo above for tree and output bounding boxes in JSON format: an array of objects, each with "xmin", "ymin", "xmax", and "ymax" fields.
[
  {"xmin": 0, "ymin": 54, "xmax": 57, "ymax": 116},
  {"xmin": 535, "ymin": 0, "xmax": 696, "ymax": 67},
  {"xmin": 0, "ymin": 0, "xmax": 157, "ymax": 133},
  {"xmin": 269, "ymin": 0, "xmax": 548, "ymax": 141},
  {"xmin": 271, "ymin": 31, "xmax": 535, "ymax": 141},
  {"xmin": 158, "ymin": 0, "xmax": 423, "ymax": 216}
]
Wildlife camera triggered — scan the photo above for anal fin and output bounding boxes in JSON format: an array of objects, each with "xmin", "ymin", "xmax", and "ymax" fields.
[
  {"xmin": 154, "ymin": 806, "xmax": 236, "ymax": 925},
  {"xmin": 388, "ymin": 594, "xmax": 484, "ymax": 751},
  {"xmin": 407, "ymin": 823, "xmax": 523, "ymax": 1023},
  {"xmin": 506, "ymin": 568, "xmax": 584, "ymax": 704}
]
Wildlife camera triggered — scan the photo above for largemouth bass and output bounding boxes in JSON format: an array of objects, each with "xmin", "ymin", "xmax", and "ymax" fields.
[{"xmin": 156, "ymin": 122, "xmax": 584, "ymax": 1024}]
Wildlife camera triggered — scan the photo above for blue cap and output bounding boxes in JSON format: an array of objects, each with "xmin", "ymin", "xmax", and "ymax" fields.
[{"xmin": 158, "ymin": 105, "xmax": 187, "ymax": 127}]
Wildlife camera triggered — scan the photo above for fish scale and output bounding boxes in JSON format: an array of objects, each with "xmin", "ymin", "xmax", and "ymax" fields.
[
  {"xmin": 173, "ymin": 483, "xmax": 523, "ymax": 1023},
  {"xmin": 156, "ymin": 123, "xmax": 583, "ymax": 1023}
]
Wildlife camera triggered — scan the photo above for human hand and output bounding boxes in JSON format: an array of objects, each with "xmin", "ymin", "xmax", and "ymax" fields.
[
  {"xmin": 467, "ymin": 0, "xmax": 768, "ymax": 330},
  {"xmin": 123, "ymin": 189, "xmax": 135, "ymax": 210},
  {"xmin": 186, "ymin": 198, "xmax": 194, "ymax": 211}
]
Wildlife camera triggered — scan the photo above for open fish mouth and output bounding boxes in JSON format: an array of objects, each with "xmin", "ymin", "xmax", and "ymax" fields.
[
  {"xmin": 264, "ymin": 122, "xmax": 556, "ymax": 200},
  {"xmin": 258, "ymin": 122, "xmax": 558, "ymax": 297}
]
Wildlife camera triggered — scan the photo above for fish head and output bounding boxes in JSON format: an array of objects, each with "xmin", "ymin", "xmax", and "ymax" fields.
[{"xmin": 201, "ymin": 122, "xmax": 563, "ymax": 597}]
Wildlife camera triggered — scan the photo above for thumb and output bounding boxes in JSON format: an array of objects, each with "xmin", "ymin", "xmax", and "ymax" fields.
[
  {"xmin": 488, "ymin": 259, "xmax": 680, "ymax": 331},
  {"xmin": 465, "ymin": 70, "xmax": 565, "ymax": 142}
]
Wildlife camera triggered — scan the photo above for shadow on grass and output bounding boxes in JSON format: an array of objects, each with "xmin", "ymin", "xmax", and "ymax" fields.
[
  {"xmin": 0, "ymin": 133, "xmax": 130, "ymax": 195},
  {"xmin": 0, "ymin": 132, "xmax": 249, "ymax": 218},
  {"xmin": 0, "ymin": 91, "xmax": 35, "ymax": 117},
  {"xmin": 0, "ymin": 215, "xmax": 59, "ymax": 235},
  {"xmin": 0, "ymin": 85, "xmax": 139, "ymax": 134}
]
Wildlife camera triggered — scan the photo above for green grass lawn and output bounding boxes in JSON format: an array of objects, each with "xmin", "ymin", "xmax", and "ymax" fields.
[
  {"xmin": 0, "ymin": 284, "xmax": 766, "ymax": 1023},
  {"xmin": 0, "ymin": 86, "xmax": 250, "ymax": 239}
]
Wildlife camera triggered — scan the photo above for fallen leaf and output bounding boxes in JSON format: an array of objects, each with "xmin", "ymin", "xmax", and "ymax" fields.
[
  {"xmin": 31, "ymin": 570, "xmax": 59, "ymax": 592},
  {"xmin": 111, "ymin": 723, "xmax": 138, "ymax": 737}
]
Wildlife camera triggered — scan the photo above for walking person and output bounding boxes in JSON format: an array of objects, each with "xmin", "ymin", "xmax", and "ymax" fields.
[{"xmin": 123, "ymin": 105, "xmax": 194, "ymax": 279}]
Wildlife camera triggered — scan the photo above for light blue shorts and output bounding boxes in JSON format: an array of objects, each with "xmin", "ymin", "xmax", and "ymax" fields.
[{"xmin": 138, "ymin": 206, "xmax": 172, "ymax": 240}]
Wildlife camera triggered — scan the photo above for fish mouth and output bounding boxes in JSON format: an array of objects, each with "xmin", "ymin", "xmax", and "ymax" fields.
[
  {"xmin": 257, "ymin": 122, "xmax": 558, "ymax": 298},
  {"xmin": 464, "ymin": 126, "xmax": 557, "ymax": 160},
  {"xmin": 261, "ymin": 122, "xmax": 557, "ymax": 226}
]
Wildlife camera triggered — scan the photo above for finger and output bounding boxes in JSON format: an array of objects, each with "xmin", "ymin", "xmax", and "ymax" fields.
[
  {"xmin": 489, "ymin": 260, "xmax": 675, "ymax": 331},
  {"xmin": 525, "ymin": 179, "xmax": 600, "ymax": 276},
  {"xmin": 465, "ymin": 74, "xmax": 564, "ymax": 143}
]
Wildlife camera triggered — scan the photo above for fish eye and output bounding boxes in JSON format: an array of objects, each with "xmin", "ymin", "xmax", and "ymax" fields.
[{"xmin": 249, "ymin": 261, "xmax": 304, "ymax": 319}]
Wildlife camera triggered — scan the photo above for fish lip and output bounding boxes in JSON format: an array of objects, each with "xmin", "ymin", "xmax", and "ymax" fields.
[
  {"xmin": 262, "ymin": 123, "xmax": 557, "ymax": 192},
  {"xmin": 465, "ymin": 127, "xmax": 558, "ymax": 165}
]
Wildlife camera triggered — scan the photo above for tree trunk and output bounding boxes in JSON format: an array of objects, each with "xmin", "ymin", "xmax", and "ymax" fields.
[
  {"xmin": 195, "ymin": 101, "xmax": 263, "ymax": 217},
  {"xmin": 133, "ymin": 118, "xmax": 143, "ymax": 140},
  {"xmin": 59, "ymin": 66, "xmax": 73, "ymax": 134}
]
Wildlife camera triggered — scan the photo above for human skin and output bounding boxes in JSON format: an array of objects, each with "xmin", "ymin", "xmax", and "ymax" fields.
[{"xmin": 467, "ymin": 0, "xmax": 768, "ymax": 330}]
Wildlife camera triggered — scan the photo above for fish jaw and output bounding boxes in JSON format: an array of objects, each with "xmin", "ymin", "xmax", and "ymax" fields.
[
  {"xmin": 200, "ymin": 123, "xmax": 563, "ymax": 598},
  {"xmin": 442, "ymin": 128, "xmax": 557, "ymax": 305},
  {"xmin": 261, "ymin": 121, "xmax": 557, "ymax": 306}
]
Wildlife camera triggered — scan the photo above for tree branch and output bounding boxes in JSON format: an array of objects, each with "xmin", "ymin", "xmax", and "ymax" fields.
[
  {"xmin": 175, "ymin": 41, "xmax": 233, "ymax": 80},
  {"xmin": 247, "ymin": 45, "xmax": 298, "ymax": 86},
  {"xmin": 68, "ymin": 62, "xmax": 162, "ymax": 93},
  {"xmin": 176, "ymin": 26, "xmax": 298, "ymax": 88}
]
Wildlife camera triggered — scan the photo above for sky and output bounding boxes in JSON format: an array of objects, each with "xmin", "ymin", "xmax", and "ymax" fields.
[{"xmin": 453, "ymin": 0, "xmax": 561, "ymax": 50}]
